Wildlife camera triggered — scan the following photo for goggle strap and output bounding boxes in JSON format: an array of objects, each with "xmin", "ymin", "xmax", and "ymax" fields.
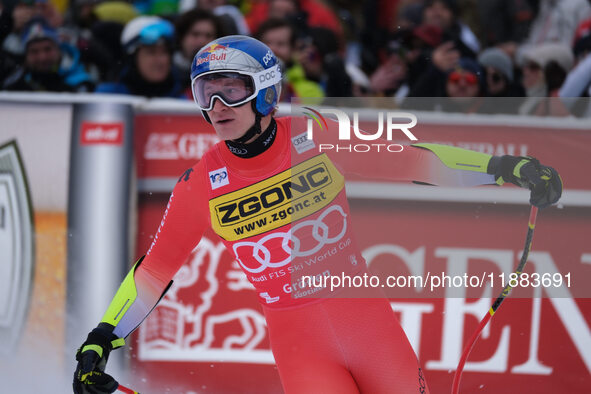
[{"xmin": 255, "ymin": 65, "xmax": 282, "ymax": 89}]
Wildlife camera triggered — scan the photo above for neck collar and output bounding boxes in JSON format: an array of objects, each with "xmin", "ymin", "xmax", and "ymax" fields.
[{"xmin": 224, "ymin": 118, "xmax": 277, "ymax": 158}]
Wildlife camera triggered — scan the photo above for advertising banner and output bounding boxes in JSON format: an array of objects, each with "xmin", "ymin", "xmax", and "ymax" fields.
[{"xmin": 0, "ymin": 98, "xmax": 72, "ymax": 391}]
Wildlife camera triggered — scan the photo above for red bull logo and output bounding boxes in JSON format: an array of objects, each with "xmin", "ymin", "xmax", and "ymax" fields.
[
  {"xmin": 196, "ymin": 43, "xmax": 228, "ymax": 66},
  {"xmin": 203, "ymin": 43, "xmax": 228, "ymax": 53}
]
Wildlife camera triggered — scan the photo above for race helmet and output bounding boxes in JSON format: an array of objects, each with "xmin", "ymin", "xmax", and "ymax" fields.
[
  {"xmin": 120, "ymin": 16, "xmax": 175, "ymax": 55},
  {"xmin": 190, "ymin": 35, "xmax": 282, "ymax": 117}
]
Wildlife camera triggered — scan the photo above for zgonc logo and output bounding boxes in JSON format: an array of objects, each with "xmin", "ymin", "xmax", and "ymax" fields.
[{"xmin": 80, "ymin": 122, "xmax": 123, "ymax": 145}]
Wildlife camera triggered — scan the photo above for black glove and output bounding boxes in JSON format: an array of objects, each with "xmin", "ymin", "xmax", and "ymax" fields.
[
  {"xmin": 488, "ymin": 155, "xmax": 562, "ymax": 208},
  {"xmin": 73, "ymin": 323, "xmax": 124, "ymax": 394}
]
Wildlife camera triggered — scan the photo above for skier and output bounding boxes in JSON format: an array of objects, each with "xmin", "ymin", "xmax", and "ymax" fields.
[{"xmin": 73, "ymin": 35, "xmax": 562, "ymax": 394}]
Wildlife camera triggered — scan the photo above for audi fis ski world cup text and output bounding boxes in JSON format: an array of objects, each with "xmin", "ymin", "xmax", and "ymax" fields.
[{"xmin": 303, "ymin": 107, "xmax": 419, "ymax": 153}]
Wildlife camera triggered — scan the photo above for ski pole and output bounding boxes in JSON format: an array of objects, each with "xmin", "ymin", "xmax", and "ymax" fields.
[
  {"xmin": 452, "ymin": 205, "xmax": 538, "ymax": 394},
  {"xmin": 117, "ymin": 383, "xmax": 140, "ymax": 394}
]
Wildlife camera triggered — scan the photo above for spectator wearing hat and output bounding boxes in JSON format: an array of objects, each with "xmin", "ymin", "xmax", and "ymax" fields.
[
  {"xmin": 442, "ymin": 57, "xmax": 486, "ymax": 113},
  {"xmin": 95, "ymin": 16, "xmax": 185, "ymax": 98},
  {"xmin": 3, "ymin": 17, "xmax": 94, "ymax": 92},
  {"xmin": 518, "ymin": 43, "xmax": 574, "ymax": 116},
  {"xmin": 478, "ymin": 47, "xmax": 524, "ymax": 98}
]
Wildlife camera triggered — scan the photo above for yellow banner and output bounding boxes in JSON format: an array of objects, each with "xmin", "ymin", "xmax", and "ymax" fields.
[{"xmin": 210, "ymin": 154, "xmax": 344, "ymax": 241}]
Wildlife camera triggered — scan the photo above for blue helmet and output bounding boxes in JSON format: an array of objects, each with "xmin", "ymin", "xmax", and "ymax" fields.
[
  {"xmin": 121, "ymin": 16, "xmax": 174, "ymax": 55},
  {"xmin": 190, "ymin": 35, "xmax": 282, "ymax": 116}
]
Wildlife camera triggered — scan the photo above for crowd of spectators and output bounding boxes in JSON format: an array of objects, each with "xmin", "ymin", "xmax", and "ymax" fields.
[{"xmin": 1, "ymin": 0, "xmax": 591, "ymax": 115}]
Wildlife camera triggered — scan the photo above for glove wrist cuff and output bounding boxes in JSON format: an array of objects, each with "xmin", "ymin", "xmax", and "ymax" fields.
[{"xmin": 488, "ymin": 155, "xmax": 527, "ymax": 186}]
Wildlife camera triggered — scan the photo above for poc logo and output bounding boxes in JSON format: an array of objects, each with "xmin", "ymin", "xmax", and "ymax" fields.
[
  {"xmin": 259, "ymin": 70, "xmax": 276, "ymax": 84},
  {"xmin": 262, "ymin": 50, "xmax": 274, "ymax": 66},
  {"xmin": 209, "ymin": 167, "xmax": 229, "ymax": 190}
]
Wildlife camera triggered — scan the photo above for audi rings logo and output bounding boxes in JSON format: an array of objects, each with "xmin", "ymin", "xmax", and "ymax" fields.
[
  {"xmin": 227, "ymin": 145, "xmax": 248, "ymax": 156},
  {"xmin": 233, "ymin": 205, "xmax": 347, "ymax": 273}
]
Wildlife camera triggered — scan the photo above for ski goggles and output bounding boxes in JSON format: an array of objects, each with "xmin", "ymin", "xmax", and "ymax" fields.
[{"xmin": 191, "ymin": 64, "xmax": 282, "ymax": 111}]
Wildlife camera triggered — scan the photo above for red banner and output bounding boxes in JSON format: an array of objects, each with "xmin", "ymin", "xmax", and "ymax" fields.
[
  {"xmin": 132, "ymin": 112, "xmax": 591, "ymax": 393},
  {"xmin": 134, "ymin": 115, "xmax": 218, "ymax": 179}
]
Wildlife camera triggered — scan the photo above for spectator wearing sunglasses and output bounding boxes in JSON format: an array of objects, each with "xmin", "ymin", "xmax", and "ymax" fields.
[
  {"xmin": 95, "ymin": 16, "xmax": 185, "ymax": 98},
  {"xmin": 442, "ymin": 57, "xmax": 486, "ymax": 113},
  {"xmin": 403, "ymin": 52, "xmax": 484, "ymax": 113},
  {"xmin": 477, "ymin": 47, "xmax": 525, "ymax": 114},
  {"xmin": 478, "ymin": 47, "xmax": 522, "ymax": 96}
]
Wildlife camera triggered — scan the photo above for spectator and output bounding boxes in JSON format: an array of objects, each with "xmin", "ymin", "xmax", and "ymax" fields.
[
  {"xmin": 559, "ymin": 55, "xmax": 591, "ymax": 116},
  {"xmin": 477, "ymin": 0, "xmax": 534, "ymax": 51},
  {"xmin": 407, "ymin": 40, "xmax": 460, "ymax": 97},
  {"xmin": 255, "ymin": 18, "xmax": 323, "ymax": 102},
  {"xmin": 95, "ymin": 16, "xmax": 185, "ymax": 98},
  {"xmin": 246, "ymin": 0, "xmax": 343, "ymax": 44},
  {"xmin": 477, "ymin": 47, "xmax": 524, "ymax": 114},
  {"xmin": 518, "ymin": 43, "xmax": 574, "ymax": 116},
  {"xmin": 442, "ymin": 57, "xmax": 485, "ymax": 112},
  {"xmin": 478, "ymin": 47, "xmax": 524, "ymax": 97},
  {"xmin": 368, "ymin": 24, "xmax": 443, "ymax": 99},
  {"xmin": 367, "ymin": 46, "xmax": 408, "ymax": 97},
  {"xmin": 3, "ymin": 17, "xmax": 94, "ymax": 92},
  {"xmin": 61, "ymin": 0, "xmax": 137, "ymax": 84},
  {"xmin": 517, "ymin": 0, "xmax": 591, "ymax": 63},
  {"xmin": 359, "ymin": 0, "xmax": 412, "ymax": 74},
  {"xmin": 2, "ymin": 0, "xmax": 39, "ymax": 60},
  {"xmin": 1, "ymin": 0, "xmax": 19, "ymax": 82},
  {"xmin": 178, "ymin": 0, "xmax": 250, "ymax": 36},
  {"xmin": 403, "ymin": 56, "xmax": 485, "ymax": 112},
  {"xmin": 573, "ymin": 18, "xmax": 591, "ymax": 64},
  {"xmin": 297, "ymin": 26, "xmax": 352, "ymax": 97},
  {"xmin": 558, "ymin": 21, "xmax": 591, "ymax": 116},
  {"xmin": 420, "ymin": 0, "xmax": 480, "ymax": 58},
  {"xmin": 173, "ymin": 9, "xmax": 223, "ymax": 94}
]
